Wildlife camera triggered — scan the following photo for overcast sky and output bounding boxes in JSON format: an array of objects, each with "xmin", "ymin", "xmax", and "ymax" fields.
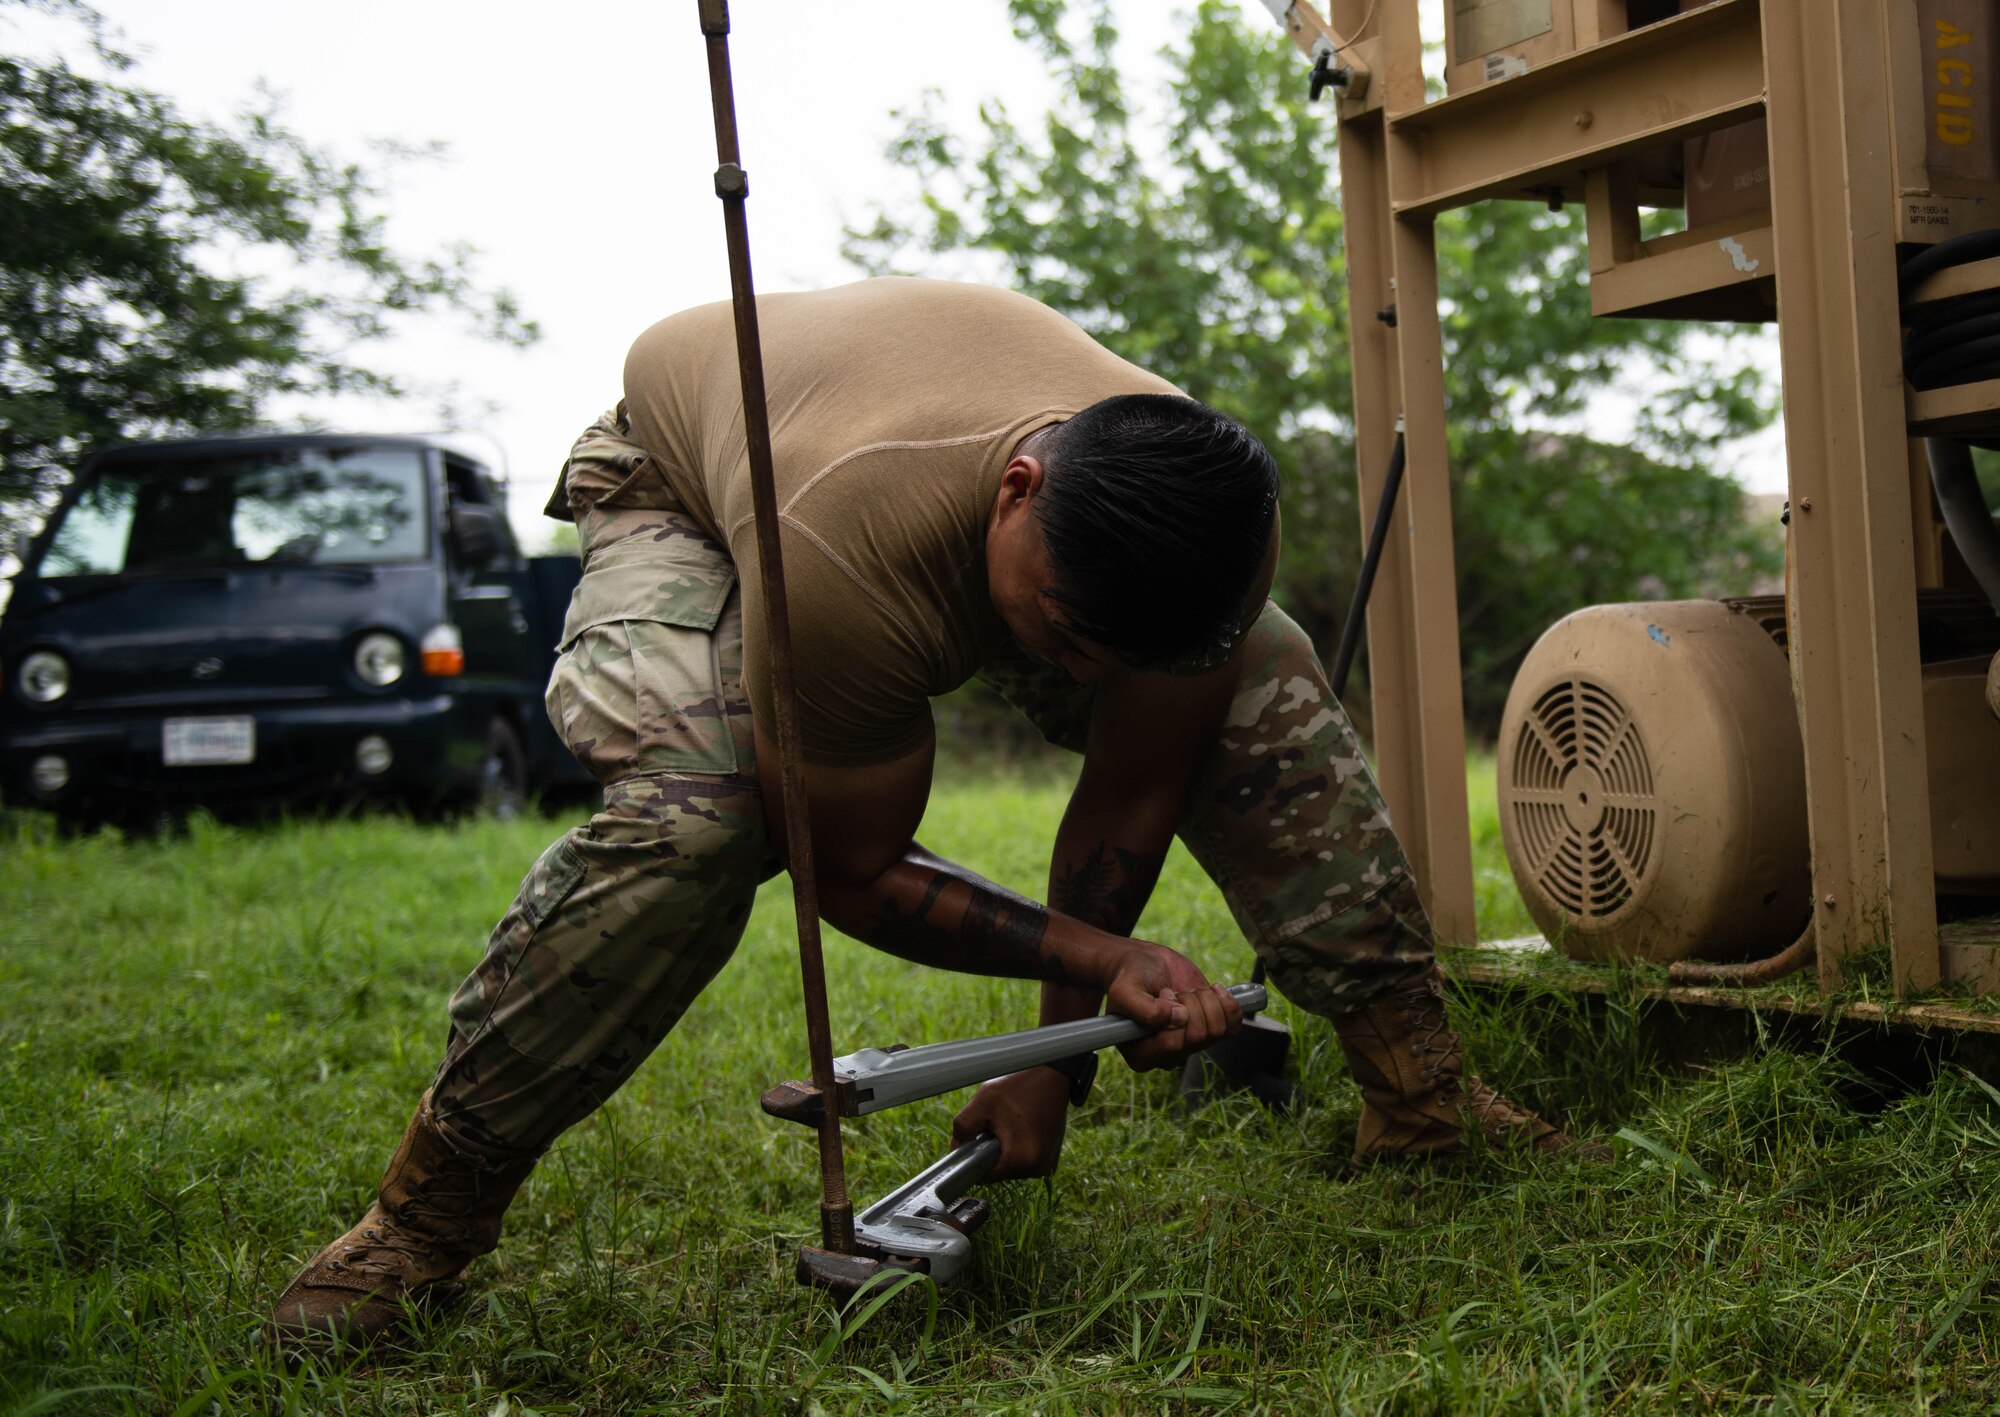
[{"xmin": 26, "ymin": 0, "xmax": 1784, "ymax": 548}]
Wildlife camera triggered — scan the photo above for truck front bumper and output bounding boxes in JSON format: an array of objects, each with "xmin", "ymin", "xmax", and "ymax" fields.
[{"xmin": 0, "ymin": 694, "xmax": 486, "ymax": 815}]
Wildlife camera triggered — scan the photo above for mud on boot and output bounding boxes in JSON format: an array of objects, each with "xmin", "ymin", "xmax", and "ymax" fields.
[
  {"xmin": 1331, "ymin": 969, "xmax": 1610, "ymax": 1165},
  {"xmin": 266, "ymin": 1092, "xmax": 538, "ymax": 1357}
]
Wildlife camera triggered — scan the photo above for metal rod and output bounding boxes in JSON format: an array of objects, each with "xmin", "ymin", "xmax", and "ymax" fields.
[
  {"xmin": 1329, "ymin": 426, "xmax": 1407, "ymax": 700},
  {"xmin": 697, "ymin": 0, "xmax": 854, "ymax": 1254}
]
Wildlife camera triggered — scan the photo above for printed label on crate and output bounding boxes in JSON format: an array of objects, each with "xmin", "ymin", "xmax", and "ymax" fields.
[{"xmin": 1453, "ymin": 0, "xmax": 1553, "ymax": 59}]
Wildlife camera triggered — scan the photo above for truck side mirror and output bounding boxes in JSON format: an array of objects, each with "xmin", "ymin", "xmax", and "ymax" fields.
[{"xmin": 449, "ymin": 504, "xmax": 505, "ymax": 569}]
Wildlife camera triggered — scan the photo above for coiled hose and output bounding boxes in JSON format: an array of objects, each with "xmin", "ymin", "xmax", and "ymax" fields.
[
  {"xmin": 1903, "ymin": 228, "xmax": 2000, "ymax": 612},
  {"xmin": 1676, "ymin": 230, "xmax": 2000, "ymax": 989}
]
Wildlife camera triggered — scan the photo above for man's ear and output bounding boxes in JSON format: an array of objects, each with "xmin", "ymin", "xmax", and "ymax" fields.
[
  {"xmin": 999, "ymin": 455, "xmax": 1045, "ymax": 501},
  {"xmin": 990, "ymin": 456, "xmax": 1045, "ymax": 533}
]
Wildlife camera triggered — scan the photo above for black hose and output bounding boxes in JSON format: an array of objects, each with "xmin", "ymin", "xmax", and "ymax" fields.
[
  {"xmin": 1898, "ymin": 227, "xmax": 2000, "ymax": 298},
  {"xmin": 1897, "ymin": 231, "xmax": 2000, "ymax": 614},
  {"xmin": 1329, "ymin": 430, "xmax": 1408, "ymax": 701},
  {"xmin": 1902, "ymin": 230, "xmax": 2000, "ymax": 415},
  {"xmin": 1925, "ymin": 438, "xmax": 2000, "ymax": 612}
]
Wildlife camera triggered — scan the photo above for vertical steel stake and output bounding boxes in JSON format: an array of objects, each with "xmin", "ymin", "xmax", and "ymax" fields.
[{"xmin": 697, "ymin": 0, "xmax": 855, "ymax": 1254}]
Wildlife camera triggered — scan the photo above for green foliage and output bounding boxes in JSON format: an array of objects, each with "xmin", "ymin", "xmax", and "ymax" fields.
[
  {"xmin": 0, "ymin": 0, "xmax": 536, "ymax": 529},
  {"xmin": 846, "ymin": 0, "xmax": 1783, "ymax": 732}
]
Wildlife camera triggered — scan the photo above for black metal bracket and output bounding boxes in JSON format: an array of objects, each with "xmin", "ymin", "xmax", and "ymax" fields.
[{"xmin": 1309, "ymin": 52, "xmax": 1352, "ymax": 101}]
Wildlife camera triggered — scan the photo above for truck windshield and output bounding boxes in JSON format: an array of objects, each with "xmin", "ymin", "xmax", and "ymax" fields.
[{"xmin": 35, "ymin": 447, "xmax": 429, "ymax": 577}]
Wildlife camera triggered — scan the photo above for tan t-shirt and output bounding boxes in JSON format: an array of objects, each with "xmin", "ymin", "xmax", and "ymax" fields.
[{"xmin": 618, "ymin": 278, "xmax": 1179, "ymax": 767}]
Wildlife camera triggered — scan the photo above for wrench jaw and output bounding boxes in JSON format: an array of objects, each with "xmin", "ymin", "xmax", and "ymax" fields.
[
  {"xmin": 794, "ymin": 1136, "xmax": 1002, "ymax": 1300},
  {"xmin": 795, "ymin": 1205, "xmax": 993, "ymax": 1301},
  {"xmin": 795, "ymin": 1245, "xmax": 928, "ymax": 1301}
]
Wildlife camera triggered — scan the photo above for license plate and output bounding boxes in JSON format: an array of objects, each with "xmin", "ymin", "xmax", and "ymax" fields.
[{"xmin": 162, "ymin": 716, "xmax": 256, "ymax": 766}]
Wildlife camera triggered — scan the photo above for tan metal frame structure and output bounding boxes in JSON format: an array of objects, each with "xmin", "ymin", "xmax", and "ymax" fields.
[{"xmin": 1283, "ymin": 0, "xmax": 1992, "ymax": 996}]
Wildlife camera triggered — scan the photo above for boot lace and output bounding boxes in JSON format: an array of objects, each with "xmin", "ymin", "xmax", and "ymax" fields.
[
  {"xmin": 331, "ymin": 1217, "xmax": 438, "ymax": 1279},
  {"xmin": 1458, "ymin": 1079, "xmax": 1525, "ymax": 1127},
  {"xmin": 1393, "ymin": 976, "xmax": 1458, "ymax": 1093},
  {"xmin": 328, "ymin": 1168, "xmax": 492, "ymax": 1280}
]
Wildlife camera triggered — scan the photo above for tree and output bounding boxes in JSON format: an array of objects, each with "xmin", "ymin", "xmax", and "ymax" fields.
[
  {"xmin": 0, "ymin": 0, "xmax": 536, "ymax": 535},
  {"xmin": 846, "ymin": 0, "xmax": 1781, "ymax": 734}
]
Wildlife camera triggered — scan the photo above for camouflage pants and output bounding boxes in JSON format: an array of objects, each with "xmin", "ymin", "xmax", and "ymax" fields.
[
  {"xmin": 432, "ymin": 410, "xmax": 1433, "ymax": 1158},
  {"xmin": 432, "ymin": 411, "xmax": 776, "ymax": 1156}
]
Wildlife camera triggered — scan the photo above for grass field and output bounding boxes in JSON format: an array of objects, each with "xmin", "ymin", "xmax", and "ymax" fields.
[{"xmin": 4, "ymin": 763, "xmax": 1999, "ymax": 1413}]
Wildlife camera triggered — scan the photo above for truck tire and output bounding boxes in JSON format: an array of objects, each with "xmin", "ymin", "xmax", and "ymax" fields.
[{"xmin": 478, "ymin": 715, "xmax": 529, "ymax": 820}]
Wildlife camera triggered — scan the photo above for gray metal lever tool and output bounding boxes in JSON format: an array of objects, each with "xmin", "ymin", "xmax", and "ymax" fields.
[
  {"xmin": 764, "ymin": 982, "xmax": 1269, "ymax": 1124},
  {"xmin": 795, "ymin": 1134, "xmax": 1003, "ymax": 1298}
]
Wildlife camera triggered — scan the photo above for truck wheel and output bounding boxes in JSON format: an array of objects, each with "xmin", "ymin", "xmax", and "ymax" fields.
[{"xmin": 478, "ymin": 716, "xmax": 529, "ymax": 820}]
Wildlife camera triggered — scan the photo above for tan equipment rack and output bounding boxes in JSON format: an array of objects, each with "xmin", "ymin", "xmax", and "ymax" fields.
[{"xmin": 1274, "ymin": 0, "xmax": 2000, "ymax": 999}]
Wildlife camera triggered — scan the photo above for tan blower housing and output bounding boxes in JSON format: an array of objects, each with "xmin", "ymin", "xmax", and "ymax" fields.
[
  {"xmin": 1497, "ymin": 600, "xmax": 1810, "ymax": 964},
  {"xmin": 1499, "ymin": 598, "xmax": 2000, "ymax": 964}
]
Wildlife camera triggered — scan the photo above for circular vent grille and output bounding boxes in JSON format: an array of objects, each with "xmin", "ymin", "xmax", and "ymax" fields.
[{"xmin": 1510, "ymin": 678, "xmax": 1658, "ymax": 920}]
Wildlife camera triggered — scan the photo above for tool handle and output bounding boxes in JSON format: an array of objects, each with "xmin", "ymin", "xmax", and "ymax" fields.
[
  {"xmin": 838, "ymin": 982, "xmax": 1267, "ymax": 1115},
  {"xmin": 856, "ymin": 1133, "xmax": 1004, "ymax": 1229}
]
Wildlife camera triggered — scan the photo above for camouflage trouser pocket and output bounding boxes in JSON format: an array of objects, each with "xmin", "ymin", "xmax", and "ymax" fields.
[
  {"xmin": 519, "ymin": 835, "xmax": 589, "ymax": 926},
  {"xmin": 545, "ymin": 404, "xmax": 660, "ymax": 522},
  {"xmin": 548, "ymin": 541, "xmax": 741, "ymax": 780}
]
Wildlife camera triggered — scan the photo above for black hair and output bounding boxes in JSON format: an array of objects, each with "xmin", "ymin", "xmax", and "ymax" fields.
[{"xmin": 1033, "ymin": 393, "xmax": 1278, "ymax": 672}]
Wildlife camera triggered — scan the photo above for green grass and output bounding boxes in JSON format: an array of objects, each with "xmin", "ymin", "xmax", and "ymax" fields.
[
  {"xmin": 3, "ymin": 772, "xmax": 1999, "ymax": 1413},
  {"xmin": 1467, "ymin": 751, "xmax": 1537, "ymax": 942}
]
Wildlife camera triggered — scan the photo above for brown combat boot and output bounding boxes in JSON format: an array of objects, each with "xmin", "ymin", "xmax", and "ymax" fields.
[
  {"xmin": 267, "ymin": 1093, "xmax": 537, "ymax": 1355},
  {"xmin": 1332, "ymin": 969, "xmax": 1609, "ymax": 1164}
]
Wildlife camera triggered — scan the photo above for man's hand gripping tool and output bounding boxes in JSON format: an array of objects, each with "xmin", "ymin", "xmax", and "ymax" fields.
[{"xmin": 764, "ymin": 983, "xmax": 1270, "ymax": 1298}]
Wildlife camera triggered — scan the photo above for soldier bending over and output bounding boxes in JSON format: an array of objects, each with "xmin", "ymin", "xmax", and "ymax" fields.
[{"xmin": 270, "ymin": 278, "xmax": 1599, "ymax": 1350}]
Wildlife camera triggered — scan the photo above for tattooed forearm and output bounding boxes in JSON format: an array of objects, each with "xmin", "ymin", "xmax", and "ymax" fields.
[
  {"xmin": 964, "ymin": 886, "xmax": 1057, "ymax": 974},
  {"xmin": 1051, "ymin": 842, "xmax": 1164, "ymax": 936},
  {"xmin": 867, "ymin": 851, "xmax": 1056, "ymax": 980}
]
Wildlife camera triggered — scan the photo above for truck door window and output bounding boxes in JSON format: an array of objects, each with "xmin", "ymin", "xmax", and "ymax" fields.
[
  {"xmin": 38, "ymin": 475, "xmax": 137, "ymax": 576},
  {"xmin": 445, "ymin": 459, "xmax": 516, "ymax": 570}
]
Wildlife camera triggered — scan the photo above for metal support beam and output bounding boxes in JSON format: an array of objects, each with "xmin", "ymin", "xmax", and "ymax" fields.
[
  {"xmin": 1333, "ymin": 112, "xmax": 1428, "ymax": 895},
  {"xmin": 1381, "ymin": 208, "xmax": 1479, "ymax": 947},
  {"xmin": 1328, "ymin": 2, "xmax": 1488, "ymax": 952},
  {"xmin": 1908, "ymin": 377, "xmax": 2000, "ymax": 438},
  {"xmin": 1588, "ymin": 222, "xmax": 1776, "ymax": 321},
  {"xmin": 1328, "ymin": 0, "xmax": 1477, "ymax": 944},
  {"xmin": 1763, "ymin": 0, "xmax": 1939, "ymax": 993},
  {"xmin": 1388, "ymin": 0, "xmax": 1766, "ymax": 216}
]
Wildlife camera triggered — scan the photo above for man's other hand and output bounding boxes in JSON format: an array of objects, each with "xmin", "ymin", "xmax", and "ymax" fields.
[
  {"xmin": 953, "ymin": 1067, "xmax": 1072, "ymax": 1180},
  {"xmin": 1102, "ymin": 942, "xmax": 1243, "ymax": 1071}
]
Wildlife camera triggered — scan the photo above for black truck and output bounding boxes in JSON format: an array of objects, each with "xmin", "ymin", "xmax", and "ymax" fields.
[{"xmin": 0, "ymin": 432, "xmax": 590, "ymax": 828}]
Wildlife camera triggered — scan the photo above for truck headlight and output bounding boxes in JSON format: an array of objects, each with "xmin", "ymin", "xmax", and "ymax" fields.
[
  {"xmin": 354, "ymin": 632, "xmax": 406, "ymax": 688},
  {"xmin": 17, "ymin": 650, "xmax": 70, "ymax": 704}
]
